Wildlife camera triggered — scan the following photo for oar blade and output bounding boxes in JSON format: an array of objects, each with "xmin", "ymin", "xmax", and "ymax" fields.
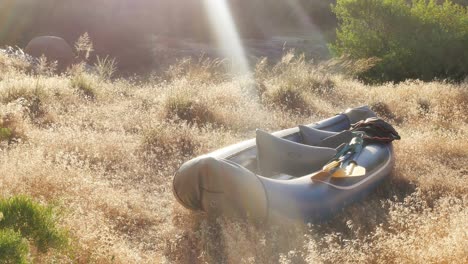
[
  {"xmin": 348, "ymin": 165, "xmax": 366, "ymax": 177},
  {"xmin": 331, "ymin": 164, "xmax": 367, "ymax": 178},
  {"xmin": 310, "ymin": 170, "xmax": 330, "ymax": 181},
  {"xmin": 331, "ymin": 168, "xmax": 347, "ymax": 178}
]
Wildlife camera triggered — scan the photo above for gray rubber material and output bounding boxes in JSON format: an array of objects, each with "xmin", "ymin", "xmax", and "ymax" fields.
[
  {"xmin": 299, "ymin": 125, "xmax": 354, "ymax": 148},
  {"xmin": 298, "ymin": 125, "xmax": 338, "ymax": 145},
  {"xmin": 318, "ymin": 131, "xmax": 354, "ymax": 148},
  {"xmin": 173, "ymin": 156, "xmax": 268, "ymax": 221},
  {"xmin": 172, "ymin": 106, "xmax": 394, "ymax": 222},
  {"xmin": 344, "ymin": 105, "xmax": 377, "ymax": 124},
  {"xmin": 256, "ymin": 129, "xmax": 336, "ymax": 177}
]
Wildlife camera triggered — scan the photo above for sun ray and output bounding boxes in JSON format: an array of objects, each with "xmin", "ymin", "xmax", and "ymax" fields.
[{"xmin": 202, "ymin": 0, "xmax": 251, "ymax": 77}]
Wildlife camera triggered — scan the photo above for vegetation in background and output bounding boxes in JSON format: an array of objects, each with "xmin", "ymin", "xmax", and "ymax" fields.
[
  {"xmin": 0, "ymin": 0, "xmax": 336, "ymax": 74},
  {"xmin": 0, "ymin": 0, "xmax": 336, "ymax": 45},
  {"xmin": 331, "ymin": 0, "xmax": 468, "ymax": 82}
]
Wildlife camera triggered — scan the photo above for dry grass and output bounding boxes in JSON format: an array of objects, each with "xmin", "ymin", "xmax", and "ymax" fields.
[{"xmin": 0, "ymin": 52, "xmax": 466, "ymax": 263}]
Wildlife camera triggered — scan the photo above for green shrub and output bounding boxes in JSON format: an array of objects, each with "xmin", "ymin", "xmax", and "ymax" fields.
[
  {"xmin": 331, "ymin": 0, "xmax": 468, "ymax": 82},
  {"xmin": 0, "ymin": 229, "xmax": 29, "ymax": 264},
  {"xmin": 0, "ymin": 196, "xmax": 68, "ymax": 253}
]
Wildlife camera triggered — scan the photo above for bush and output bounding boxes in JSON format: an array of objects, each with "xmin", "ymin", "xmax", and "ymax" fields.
[
  {"xmin": 331, "ymin": 0, "xmax": 468, "ymax": 82},
  {"xmin": 0, "ymin": 196, "xmax": 68, "ymax": 253},
  {"xmin": 0, "ymin": 229, "xmax": 29, "ymax": 264}
]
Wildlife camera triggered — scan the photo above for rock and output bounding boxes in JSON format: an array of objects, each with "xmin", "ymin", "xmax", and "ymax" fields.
[{"xmin": 25, "ymin": 36, "xmax": 74, "ymax": 70}]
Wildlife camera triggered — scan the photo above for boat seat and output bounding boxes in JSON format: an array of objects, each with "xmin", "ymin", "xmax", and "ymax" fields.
[
  {"xmin": 256, "ymin": 129, "xmax": 336, "ymax": 177},
  {"xmin": 298, "ymin": 125, "xmax": 338, "ymax": 145},
  {"xmin": 299, "ymin": 125, "xmax": 353, "ymax": 149}
]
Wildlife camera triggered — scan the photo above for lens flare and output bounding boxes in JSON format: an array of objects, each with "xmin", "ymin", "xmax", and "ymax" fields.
[{"xmin": 202, "ymin": 0, "xmax": 251, "ymax": 77}]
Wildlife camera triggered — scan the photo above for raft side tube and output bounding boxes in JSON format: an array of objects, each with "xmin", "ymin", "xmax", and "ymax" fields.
[
  {"xmin": 344, "ymin": 105, "xmax": 377, "ymax": 124},
  {"xmin": 173, "ymin": 156, "xmax": 269, "ymax": 221}
]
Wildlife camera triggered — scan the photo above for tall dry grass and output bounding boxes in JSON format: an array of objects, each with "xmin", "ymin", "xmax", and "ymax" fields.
[{"xmin": 0, "ymin": 51, "xmax": 466, "ymax": 263}]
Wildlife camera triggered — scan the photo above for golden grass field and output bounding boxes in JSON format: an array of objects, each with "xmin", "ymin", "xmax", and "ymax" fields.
[{"xmin": 0, "ymin": 51, "xmax": 466, "ymax": 263}]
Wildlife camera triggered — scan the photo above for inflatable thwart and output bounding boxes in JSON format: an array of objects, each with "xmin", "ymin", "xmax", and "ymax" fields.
[{"xmin": 173, "ymin": 106, "xmax": 398, "ymax": 222}]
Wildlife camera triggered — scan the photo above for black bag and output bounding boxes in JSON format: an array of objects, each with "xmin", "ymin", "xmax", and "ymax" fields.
[{"xmin": 351, "ymin": 117, "xmax": 401, "ymax": 143}]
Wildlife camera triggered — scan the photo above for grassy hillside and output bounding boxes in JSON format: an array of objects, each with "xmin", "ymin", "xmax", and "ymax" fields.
[{"xmin": 0, "ymin": 51, "xmax": 466, "ymax": 262}]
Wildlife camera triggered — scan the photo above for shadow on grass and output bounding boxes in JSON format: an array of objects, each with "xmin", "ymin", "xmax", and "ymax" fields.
[{"xmin": 310, "ymin": 173, "xmax": 418, "ymax": 242}]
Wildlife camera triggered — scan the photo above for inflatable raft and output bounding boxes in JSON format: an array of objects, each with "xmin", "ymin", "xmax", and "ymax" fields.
[{"xmin": 173, "ymin": 106, "xmax": 395, "ymax": 222}]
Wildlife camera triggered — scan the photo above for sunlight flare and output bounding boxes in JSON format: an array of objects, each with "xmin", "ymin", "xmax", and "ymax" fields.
[{"xmin": 202, "ymin": 0, "xmax": 251, "ymax": 77}]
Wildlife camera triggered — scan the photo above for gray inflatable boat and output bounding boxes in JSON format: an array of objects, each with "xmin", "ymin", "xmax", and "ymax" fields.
[{"xmin": 173, "ymin": 106, "xmax": 394, "ymax": 222}]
